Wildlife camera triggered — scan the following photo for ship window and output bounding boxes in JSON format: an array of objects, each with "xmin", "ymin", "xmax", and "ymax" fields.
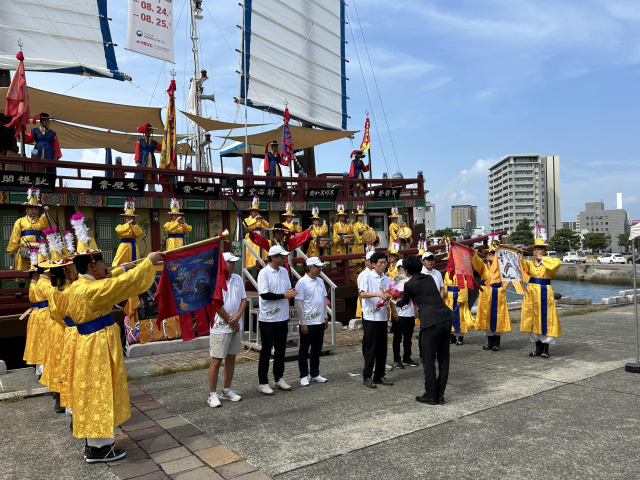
[{"xmin": 2, "ymin": 211, "xmax": 20, "ymax": 271}]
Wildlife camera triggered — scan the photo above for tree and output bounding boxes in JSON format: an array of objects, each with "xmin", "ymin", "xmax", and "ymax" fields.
[
  {"xmin": 617, "ymin": 232, "xmax": 631, "ymax": 251},
  {"xmin": 510, "ymin": 218, "xmax": 535, "ymax": 246},
  {"xmin": 433, "ymin": 227, "xmax": 457, "ymax": 238},
  {"xmin": 582, "ymin": 232, "xmax": 610, "ymax": 253},
  {"xmin": 549, "ymin": 228, "xmax": 581, "ymax": 253}
]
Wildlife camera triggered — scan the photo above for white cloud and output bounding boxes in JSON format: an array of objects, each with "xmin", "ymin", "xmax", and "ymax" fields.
[
  {"xmin": 623, "ymin": 195, "xmax": 638, "ymax": 205},
  {"xmin": 368, "ymin": 48, "xmax": 437, "ymax": 78}
]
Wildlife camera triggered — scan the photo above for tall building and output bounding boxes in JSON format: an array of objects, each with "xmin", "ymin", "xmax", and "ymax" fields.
[
  {"xmin": 578, "ymin": 200, "xmax": 629, "ymax": 252},
  {"xmin": 414, "ymin": 200, "xmax": 436, "ymax": 235},
  {"xmin": 562, "ymin": 221, "xmax": 578, "ymax": 232},
  {"xmin": 488, "ymin": 154, "xmax": 561, "ymax": 237},
  {"xmin": 451, "ymin": 205, "xmax": 477, "ymax": 229}
]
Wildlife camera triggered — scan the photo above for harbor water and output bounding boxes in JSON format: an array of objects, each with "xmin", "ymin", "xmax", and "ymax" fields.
[{"xmin": 502, "ymin": 279, "xmax": 625, "ymax": 305}]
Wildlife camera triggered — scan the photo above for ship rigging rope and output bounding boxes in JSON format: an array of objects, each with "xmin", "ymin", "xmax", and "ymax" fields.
[
  {"xmin": 352, "ymin": 0, "xmax": 401, "ymax": 174},
  {"xmin": 345, "ymin": 5, "xmax": 391, "ymax": 176}
]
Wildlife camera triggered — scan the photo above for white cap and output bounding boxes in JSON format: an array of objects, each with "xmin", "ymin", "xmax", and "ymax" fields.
[
  {"xmin": 365, "ymin": 251, "xmax": 374, "ymax": 260},
  {"xmin": 268, "ymin": 245, "xmax": 289, "ymax": 257},
  {"xmin": 396, "ymin": 259, "xmax": 403, "ymax": 267},
  {"xmin": 306, "ymin": 257, "xmax": 324, "ymax": 267},
  {"xmin": 223, "ymin": 252, "xmax": 240, "ymax": 262},
  {"xmin": 422, "ymin": 251, "xmax": 435, "ymax": 260}
]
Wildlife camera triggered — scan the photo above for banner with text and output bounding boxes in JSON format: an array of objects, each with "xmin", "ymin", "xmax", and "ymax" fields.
[{"xmin": 126, "ymin": 0, "xmax": 174, "ymax": 63}]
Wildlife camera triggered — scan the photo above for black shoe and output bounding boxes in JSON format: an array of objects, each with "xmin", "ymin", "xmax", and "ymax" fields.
[
  {"xmin": 529, "ymin": 340, "xmax": 543, "ymax": 357},
  {"xmin": 363, "ymin": 377, "xmax": 377, "ymax": 388},
  {"xmin": 403, "ymin": 358, "xmax": 419, "ymax": 367},
  {"xmin": 415, "ymin": 395, "xmax": 438, "ymax": 405},
  {"xmin": 541, "ymin": 343, "xmax": 549, "ymax": 359},
  {"xmin": 54, "ymin": 401, "xmax": 65, "ymax": 414},
  {"xmin": 85, "ymin": 443, "xmax": 126, "ymax": 464},
  {"xmin": 15, "ymin": 292, "xmax": 22, "ymax": 299},
  {"xmin": 437, "ymin": 396, "xmax": 445, "ymax": 405},
  {"xmin": 482, "ymin": 336, "xmax": 496, "ymax": 351},
  {"xmin": 450, "ymin": 334, "xmax": 457, "ymax": 344},
  {"xmin": 456, "ymin": 336, "xmax": 464, "ymax": 346},
  {"xmin": 393, "ymin": 361, "xmax": 405, "ymax": 370},
  {"xmin": 70, "ymin": 417, "xmax": 74, "ymax": 434},
  {"xmin": 492, "ymin": 336, "xmax": 501, "ymax": 352},
  {"xmin": 373, "ymin": 376, "xmax": 394, "ymax": 386}
]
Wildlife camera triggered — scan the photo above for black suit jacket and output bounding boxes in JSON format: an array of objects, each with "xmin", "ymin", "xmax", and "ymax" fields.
[{"xmin": 396, "ymin": 273, "xmax": 455, "ymax": 330}]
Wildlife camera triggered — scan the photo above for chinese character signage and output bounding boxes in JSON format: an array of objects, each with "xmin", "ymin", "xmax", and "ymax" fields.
[
  {"xmin": 373, "ymin": 186, "xmax": 403, "ymax": 199},
  {"xmin": 175, "ymin": 182, "xmax": 220, "ymax": 199},
  {"xmin": 91, "ymin": 177, "xmax": 145, "ymax": 197},
  {"xmin": 242, "ymin": 186, "xmax": 282, "ymax": 201},
  {"xmin": 126, "ymin": 0, "xmax": 174, "ymax": 63},
  {"xmin": 0, "ymin": 172, "xmax": 56, "ymax": 193},
  {"xmin": 305, "ymin": 188, "xmax": 339, "ymax": 200}
]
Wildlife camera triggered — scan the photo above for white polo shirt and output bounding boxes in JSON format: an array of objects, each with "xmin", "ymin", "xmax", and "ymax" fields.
[
  {"xmin": 358, "ymin": 269, "xmax": 391, "ymax": 321},
  {"xmin": 295, "ymin": 274, "xmax": 327, "ymax": 325},
  {"xmin": 257, "ymin": 264, "xmax": 292, "ymax": 322},
  {"xmin": 211, "ymin": 273, "xmax": 246, "ymax": 334},
  {"xmin": 421, "ymin": 266, "xmax": 444, "ymax": 290}
]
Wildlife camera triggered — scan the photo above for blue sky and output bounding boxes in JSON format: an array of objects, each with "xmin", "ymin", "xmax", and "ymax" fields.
[{"xmin": 22, "ymin": 0, "xmax": 640, "ymax": 228}]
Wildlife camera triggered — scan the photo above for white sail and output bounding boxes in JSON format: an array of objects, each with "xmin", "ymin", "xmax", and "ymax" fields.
[
  {"xmin": 0, "ymin": 0, "xmax": 126, "ymax": 80},
  {"xmin": 238, "ymin": 0, "xmax": 348, "ymax": 130}
]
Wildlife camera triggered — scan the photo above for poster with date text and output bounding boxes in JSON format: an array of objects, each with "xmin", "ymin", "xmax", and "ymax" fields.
[{"xmin": 126, "ymin": 0, "xmax": 174, "ymax": 63}]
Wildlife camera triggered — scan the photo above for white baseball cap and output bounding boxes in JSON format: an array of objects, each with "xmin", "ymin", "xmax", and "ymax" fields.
[
  {"xmin": 396, "ymin": 259, "xmax": 403, "ymax": 267},
  {"xmin": 365, "ymin": 251, "xmax": 374, "ymax": 260},
  {"xmin": 223, "ymin": 252, "xmax": 240, "ymax": 262},
  {"xmin": 268, "ymin": 245, "xmax": 289, "ymax": 256},
  {"xmin": 422, "ymin": 251, "xmax": 435, "ymax": 260},
  {"xmin": 306, "ymin": 257, "xmax": 324, "ymax": 267}
]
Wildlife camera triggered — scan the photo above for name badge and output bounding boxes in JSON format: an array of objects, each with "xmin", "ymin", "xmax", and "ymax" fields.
[{"xmin": 264, "ymin": 307, "xmax": 281, "ymax": 316}]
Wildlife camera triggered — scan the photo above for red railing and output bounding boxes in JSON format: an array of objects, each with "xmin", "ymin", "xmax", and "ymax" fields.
[{"xmin": 0, "ymin": 154, "xmax": 424, "ymax": 203}]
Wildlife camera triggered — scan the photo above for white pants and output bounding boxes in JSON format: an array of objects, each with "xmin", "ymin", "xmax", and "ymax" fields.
[
  {"xmin": 86, "ymin": 428, "xmax": 116, "ymax": 448},
  {"xmin": 35, "ymin": 364, "xmax": 43, "ymax": 375},
  {"xmin": 529, "ymin": 332, "xmax": 557, "ymax": 345}
]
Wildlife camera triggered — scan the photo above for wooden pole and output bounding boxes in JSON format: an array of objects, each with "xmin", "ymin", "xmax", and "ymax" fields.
[{"xmin": 368, "ymin": 148, "xmax": 372, "ymax": 179}]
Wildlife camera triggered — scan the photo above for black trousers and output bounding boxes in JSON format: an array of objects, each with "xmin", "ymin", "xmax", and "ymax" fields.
[
  {"xmin": 298, "ymin": 324, "xmax": 324, "ymax": 378},
  {"xmin": 362, "ymin": 319, "xmax": 388, "ymax": 380},
  {"xmin": 420, "ymin": 320, "xmax": 452, "ymax": 400},
  {"xmin": 258, "ymin": 320, "xmax": 289, "ymax": 385},
  {"xmin": 392, "ymin": 316, "xmax": 415, "ymax": 363}
]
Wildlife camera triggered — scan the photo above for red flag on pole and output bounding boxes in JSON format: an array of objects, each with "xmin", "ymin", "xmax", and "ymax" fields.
[
  {"xmin": 4, "ymin": 52, "xmax": 30, "ymax": 138},
  {"xmin": 159, "ymin": 79, "xmax": 177, "ymax": 192},
  {"xmin": 280, "ymin": 107, "xmax": 294, "ymax": 167}
]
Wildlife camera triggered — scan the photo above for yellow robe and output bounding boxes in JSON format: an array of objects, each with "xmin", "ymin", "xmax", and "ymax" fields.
[
  {"xmin": 245, "ymin": 216, "xmax": 270, "ymax": 268},
  {"xmin": 388, "ymin": 220, "xmax": 406, "ymax": 245},
  {"xmin": 29, "ymin": 276, "xmax": 52, "ymax": 366},
  {"xmin": 68, "ymin": 260, "xmax": 156, "ymax": 438},
  {"xmin": 164, "ymin": 221, "xmax": 193, "ymax": 251},
  {"xmin": 307, "ymin": 224, "xmax": 329, "ymax": 257},
  {"xmin": 472, "ymin": 254, "xmax": 513, "ymax": 334},
  {"xmin": 22, "ymin": 279, "xmax": 40, "ymax": 365},
  {"xmin": 41, "ymin": 281, "xmax": 70, "ymax": 392},
  {"xmin": 283, "ymin": 221, "xmax": 302, "ymax": 257},
  {"xmin": 388, "ymin": 263, "xmax": 398, "ymax": 279},
  {"xmin": 6, "ymin": 215, "xmax": 49, "ymax": 271},
  {"xmin": 112, "ymin": 223, "xmax": 143, "ymax": 266},
  {"xmin": 351, "ymin": 221, "xmax": 368, "ymax": 263},
  {"xmin": 444, "ymin": 272, "xmax": 476, "ymax": 335},
  {"xmin": 520, "ymin": 257, "xmax": 562, "ymax": 338},
  {"xmin": 331, "ymin": 222, "xmax": 354, "ymax": 255}
]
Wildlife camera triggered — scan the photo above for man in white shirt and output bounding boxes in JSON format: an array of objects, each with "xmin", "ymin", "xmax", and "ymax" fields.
[
  {"xmin": 256, "ymin": 245, "xmax": 298, "ymax": 395},
  {"xmin": 208, "ymin": 253, "xmax": 247, "ymax": 408},
  {"xmin": 359, "ymin": 251, "xmax": 397, "ymax": 388},
  {"xmin": 422, "ymin": 251, "xmax": 446, "ymax": 299},
  {"xmin": 296, "ymin": 257, "xmax": 329, "ymax": 386},
  {"xmin": 391, "ymin": 259, "xmax": 419, "ymax": 369}
]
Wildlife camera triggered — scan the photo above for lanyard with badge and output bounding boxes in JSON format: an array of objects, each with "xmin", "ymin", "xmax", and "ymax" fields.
[
  {"xmin": 264, "ymin": 268, "xmax": 283, "ymax": 316},
  {"xmin": 305, "ymin": 279, "xmax": 322, "ymax": 321}
]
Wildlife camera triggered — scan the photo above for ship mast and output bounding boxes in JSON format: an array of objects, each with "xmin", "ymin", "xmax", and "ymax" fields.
[{"xmin": 190, "ymin": 0, "xmax": 206, "ymax": 172}]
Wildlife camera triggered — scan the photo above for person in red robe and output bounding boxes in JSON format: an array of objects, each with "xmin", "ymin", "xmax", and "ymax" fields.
[
  {"xmin": 24, "ymin": 113, "xmax": 62, "ymax": 173},
  {"xmin": 349, "ymin": 150, "xmax": 369, "ymax": 193}
]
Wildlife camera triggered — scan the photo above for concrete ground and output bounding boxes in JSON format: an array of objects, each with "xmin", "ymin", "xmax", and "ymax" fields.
[{"xmin": 1, "ymin": 305, "xmax": 639, "ymax": 479}]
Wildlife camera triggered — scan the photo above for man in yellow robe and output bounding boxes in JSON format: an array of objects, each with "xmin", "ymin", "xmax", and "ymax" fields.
[
  {"xmin": 472, "ymin": 246, "xmax": 512, "ymax": 351},
  {"xmin": 68, "ymin": 249, "xmax": 162, "ymax": 462},
  {"xmin": 520, "ymin": 238, "xmax": 562, "ymax": 358},
  {"xmin": 113, "ymin": 201, "xmax": 143, "ymax": 266},
  {"xmin": 22, "ymin": 251, "xmax": 44, "ymax": 368},
  {"xmin": 6, "ymin": 188, "xmax": 49, "ymax": 272},
  {"xmin": 27, "ymin": 266, "xmax": 52, "ymax": 377},
  {"xmin": 307, "ymin": 207, "xmax": 328, "ymax": 257},
  {"xmin": 388, "ymin": 206, "xmax": 406, "ymax": 246},
  {"xmin": 245, "ymin": 197, "xmax": 269, "ymax": 268},
  {"xmin": 352, "ymin": 205, "xmax": 368, "ymax": 264},
  {"xmin": 282, "ymin": 202, "xmax": 301, "ymax": 258},
  {"xmin": 444, "ymin": 271, "xmax": 476, "ymax": 346},
  {"xmin": 331, "ymin": 208, "xmax": 354, "ymax": 256},
  {"xmin": 164, "ymin": 199, "xmax": 192, "ymax": 251}
]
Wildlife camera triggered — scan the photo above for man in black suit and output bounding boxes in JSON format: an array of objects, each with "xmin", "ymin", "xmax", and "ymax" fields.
[{"xmin": 395, "ymin": 255, "xmax": 455, "ymax": 405}]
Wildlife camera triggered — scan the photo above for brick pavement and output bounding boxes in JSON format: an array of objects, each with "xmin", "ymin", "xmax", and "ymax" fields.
[{"xmin": 110, "ymin": 384, "xmax": 270, "ymax": 480}]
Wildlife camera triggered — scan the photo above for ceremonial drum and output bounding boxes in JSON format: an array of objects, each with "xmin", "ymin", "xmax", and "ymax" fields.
[
  {"xmin": 362, "ymin": 228, "xmax": 377, "ymax": 244},
  {"xmin": 317, "ymin": 238, "xmax": 333, "ymax": 249},
  {"xmin": 349, "ymin": 267, "xmax": 364, "ymax": 282},
  {"xmin": 398, "ymin": 227, "xmax": 413, "ymax": 246},
  {"xmin": 339, "ymin": 235, "xmax": 355, "ymax": 245},
  {"xmin": 372, "ymin": 234, "xmax": 382, "ymax": 247}
]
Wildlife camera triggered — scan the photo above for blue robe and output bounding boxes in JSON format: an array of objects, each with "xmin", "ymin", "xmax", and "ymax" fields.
[
  {"xmin": 134, "ymin": 138, "xmax": 158, "ymax": 180},
  {"xmin": 31, "ymin": 128, "xmax": 57, "ymax": 174},
  {"xmin": 266, "ymin": 152, "xmax": 282, "ymax": 187}
]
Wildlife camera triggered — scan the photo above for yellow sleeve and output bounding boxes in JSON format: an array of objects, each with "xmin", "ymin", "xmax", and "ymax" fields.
[
  {"xmin": 111, "ymin": 267, "xmax": 124, "ymax": 278},
  {"xmin": 320, "ymin": 224, "xmax": 328, "ymax": 236},
  {"xmin": 457, "ymin": 277, "xmax": 469, "ymax": 303},
  {"xmin": 332, "ymin": 224, "xmax": 340, "ymax": 242},
  {"xmin": 472, "ymin": 253, "xmax": 489, "ymax": 281},
  {"xmin": 131, "ymin": 224, "xmax": 143, "ymax": 238},
  {"xmin": 520, "ymin": 258, "xmax": 534, "ymax": 276},
  {"xmin": 29, "ymin": 281, "xmax": 37, "ymax": 302},
  {"xmin": 261, "ymin": 220, "xmax": 270, "ymax": 229},
  {"xmin": 115, "ymin": 223, "xmax": 131, "ymax": 237},
  {"xmin": 346, "ymin": 223, "xmax": 354, "ymax": 233},
  {"xmin": 49, "ymin": 287, "xmax": 68, "ymax": 327},
  {"xmin": 181, "ymin": 223, "xmax": 193, "ymax": 234},
  {"xmin": 36, "ymin": 215, "xmax": 49, "ymax": 230},
  {"xmin": 542, "ymin": 257, "xmax": 562, "ymax": 277},
  {"xmin": 244, "ymin": 217, "xmax": 257, "ymax": 232},
  {"xmin": 6, "ymin": 218, "xmax": 22, "ymax": 252},
  {"xmin": 164, "ymin": 221, "xmax": 181, "ymax": 234}
]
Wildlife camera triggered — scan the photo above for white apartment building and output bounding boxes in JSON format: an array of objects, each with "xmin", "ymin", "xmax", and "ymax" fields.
[
  {"xmin": 414, "ymin": 200, "xmax": 436, "ymax": 235},
  {"xmin": 488, "ymin": 154, "xmax": 561, "ymax": 237}
]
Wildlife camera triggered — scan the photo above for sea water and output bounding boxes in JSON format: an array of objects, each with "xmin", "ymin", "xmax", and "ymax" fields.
[{"xmin": 503, "ymin": 279, "xmax": 625, "ymax": 304}]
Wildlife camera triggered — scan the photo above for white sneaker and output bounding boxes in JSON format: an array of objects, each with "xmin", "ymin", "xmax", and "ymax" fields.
[
  {"xmin": 385, "ymin": 364, "xmax": 393, "ymax": 371},
  {"xmin": 207, "ymin": 393, "xmax": 221, "ymax": 408},
  {"xmin": 258, "ymin": 384, "xmax": 274, "ymax": 395},
  {"xmin": 311, "ymin": 375, "xmax": 328, "ymax": 383},
  {"xmin": 275, "ymin": 378, "xmax": 292, "ymax": 391},
  {"xmin": 300, "ymin": 376, "xmax": 310, "ymax": 387},
  {"xmin": 221, "ymin": 389, "xmax": 242, "ymax": 402}
]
